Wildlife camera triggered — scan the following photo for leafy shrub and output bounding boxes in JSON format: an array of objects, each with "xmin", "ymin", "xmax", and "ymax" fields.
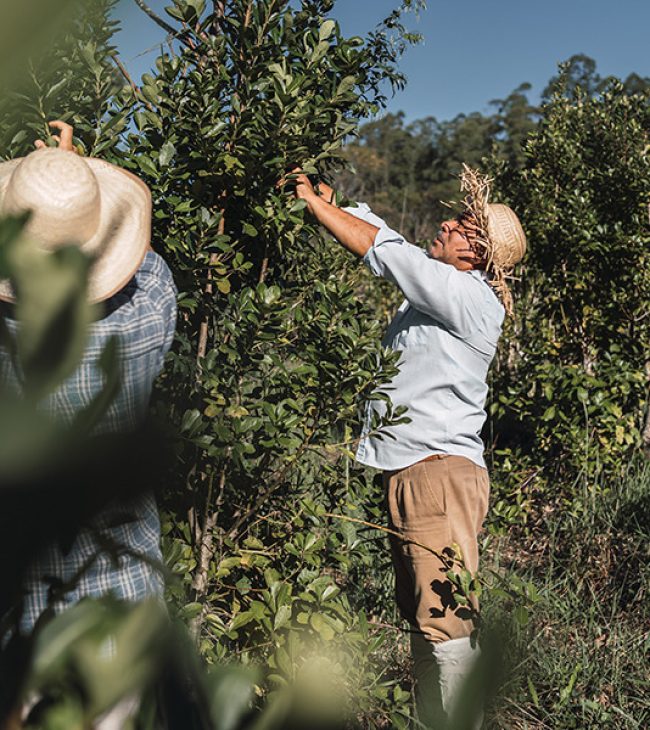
[
  {"xmin": 488, "ymin": 77, "xmax": 650, "ymax": 514},
  {"xmin": 123, "ymin": 0, "xmax": 422, "ymax": 722}
]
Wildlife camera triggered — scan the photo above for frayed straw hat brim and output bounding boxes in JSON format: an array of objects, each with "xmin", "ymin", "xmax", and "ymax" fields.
[
  {"xmin": 458, "ymin": 164, "xmax": 526, "ymax": 315},
  {"xmin": 0, "ymin": 155, "xmax": 151, "ymax": 304}
]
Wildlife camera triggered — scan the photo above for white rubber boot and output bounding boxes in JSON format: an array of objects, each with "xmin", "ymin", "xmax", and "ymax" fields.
[{"xmin": 411, "ymin": 634, "xmax": 483, "ymax": 729}]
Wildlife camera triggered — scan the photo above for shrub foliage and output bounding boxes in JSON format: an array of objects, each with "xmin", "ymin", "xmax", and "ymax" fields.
[
  {"xmin": 1, "ymin": 1, "xmax": 649, "ymax": 727},
  {"xmin": 124, "ymin": 0, "xmax": 421, "ymax": 722},
  {"xmin": 489, "ymin": 79, "xmax": 650, "ymax": 513}
]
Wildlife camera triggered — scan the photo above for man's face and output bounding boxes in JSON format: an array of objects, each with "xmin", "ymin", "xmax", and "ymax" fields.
[{"xmin": 427, "ymin": 214, "xmax": 486, "ymax": 271}]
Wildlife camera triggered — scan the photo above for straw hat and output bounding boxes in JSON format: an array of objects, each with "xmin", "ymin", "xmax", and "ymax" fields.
[
  {"xmin": 458, "ymin": 164, "xmax": 526, "ymax": 315},
  {"xmin": 0, "ymin": 147, "xmax": 151, "ymax": 303}
]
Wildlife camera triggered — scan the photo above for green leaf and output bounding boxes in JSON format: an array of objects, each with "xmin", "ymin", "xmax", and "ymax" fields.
[
  {"xmin": 542, "ymin": 405, "xmax": 556, "ymax": 421},
  {"xmin": 8, "ymin": 235, "xmax": 95, "ymax": 401},
  {"xmin": 229, "ymin": 610, "xmax": 256, "ymax": 632},
  {"xmin": 181, "ymin": 602, "xmax": 203, "ymax": 619},
  {"xmin": 513, "ymin": 605, "xmax": 529, "ymax": 626},
  {"xmin": 216, "ymin": 278, "xmax": 231, "ymax": 294},
  {"xmin": 159, "ymin": 140, "xmax": 176, "ymax": 166},
  {"xmin": 289, "ymin": 199, "xmax": 307, "ymax": 213},
  {"xmin": 181, "ymin": 409, "xmax": 202, "ymax": 433},
  {"xmin": 141, "ymin": 84, "xmax": 159, "ymax": 106},
  {"xmin": 186, "ymin": 0, "xmax": 206, "ymax": 15},
  {"xmin": 208, "ymin": 666, "xmax": 256, "ymax": 730},
  {"xmin": 309, "ymin": 613, "xmax": 335, "ymax": 640},
  {"xmin": 319, "ymin": 19, "xmax": 336, "ymax": 42},
  {"xmin": 137, "ymin": 155, "xmax": 158, "ymax": 177},
  {"xmin": 273, "ymin": 605, "xmax": 292, "ymax": 631},
  {"xmin": 527, "ymin": 675, "xmax": 540, "ymax": 707},
  {"xmin": 70, "ymin": 337, "xmax": 120, "ymax": 433}
]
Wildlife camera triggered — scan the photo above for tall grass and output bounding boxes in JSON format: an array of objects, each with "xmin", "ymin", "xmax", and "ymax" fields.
[{"xmin": 485, "ymin": 460, "xmax": 650, "ymax": 728}]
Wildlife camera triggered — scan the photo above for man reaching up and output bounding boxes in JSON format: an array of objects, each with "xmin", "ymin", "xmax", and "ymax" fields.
[{"xmin": 285, "ymin": 166, "xmax": 526, "ymax": 728}]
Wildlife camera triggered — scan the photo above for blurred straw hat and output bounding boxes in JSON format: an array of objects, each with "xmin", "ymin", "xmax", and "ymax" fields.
[
  {"xmin": 0, "ymin": 147, "xmax": 151, "ymax": 303},
  {"xmin": 458, "ymin": 164, "xmax": 526, "ymax": 315}
]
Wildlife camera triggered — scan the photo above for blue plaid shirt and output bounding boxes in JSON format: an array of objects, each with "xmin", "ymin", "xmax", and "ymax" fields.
[{"xmin": 1, "ymin": 252, "xmax": 177, "ymax": 632}]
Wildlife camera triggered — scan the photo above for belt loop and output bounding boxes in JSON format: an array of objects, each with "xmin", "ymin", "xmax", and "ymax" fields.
[
  {"xmin": 419, "ymin": 454, "xmax": 448, "ymax": 464},
  {"xmin": 383, "ymin": 453, "xmax": 448, "ymax": 478}
]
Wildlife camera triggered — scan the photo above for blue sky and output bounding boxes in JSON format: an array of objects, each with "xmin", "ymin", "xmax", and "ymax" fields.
[{"xmin": 113, "ymin": 0, "xmax": 650, "ymax": 122}]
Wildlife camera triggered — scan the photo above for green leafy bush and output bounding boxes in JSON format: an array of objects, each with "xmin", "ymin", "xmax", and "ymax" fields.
[
  {"xmin": 123, "ymin": 0, "xmax": 422, "ymax": 722},
  {"xmin": 489, "ymin": 77, "xmax": 650, "ymax": 515}
]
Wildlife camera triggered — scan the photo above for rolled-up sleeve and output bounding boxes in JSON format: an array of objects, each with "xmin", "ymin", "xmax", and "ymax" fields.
[
  {"xmin": 356, "ymin": 208, "xmax": 484, "ymax": 337},
  {"xmin": 342, "ymin": 201, "xmax": 392, "ymax": 230}
]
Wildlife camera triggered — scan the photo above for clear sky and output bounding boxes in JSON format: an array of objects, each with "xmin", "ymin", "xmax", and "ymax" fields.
[{"xmin": 113, "ymin": 0, "xmax": 650, "ymax": 123}]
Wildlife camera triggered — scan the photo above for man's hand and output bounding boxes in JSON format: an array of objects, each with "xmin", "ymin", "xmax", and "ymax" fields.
[
  {"xmin": 278, "ymin": 167, "xmax": 320, "ymax": 213},
  {"xmin": 279, "ymin": 167, "xmax": 339, "ymax": 213},
  {"xmin": 278, "ymin": 166, "xmax": 377, "ymax": 258},
  {"xmin": 292, "ymin": 172, "xmax": 318, "ymax": 204},
  {"xmin": 316, "ymin": 180, "xmax": 336, "ymax": 205},
  {"xmin": 34, "ymin": 120, "xmax": 78, "ymax": 153}
]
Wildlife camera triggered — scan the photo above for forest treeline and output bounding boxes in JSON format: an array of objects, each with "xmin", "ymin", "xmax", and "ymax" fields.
[{"xmin": 340, "ymin": 55, "xmax": 649, "ymax": 244}]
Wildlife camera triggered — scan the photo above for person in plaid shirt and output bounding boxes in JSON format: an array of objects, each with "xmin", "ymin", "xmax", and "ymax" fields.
[{"xmin": 0, "ymin": 121, "xmax": 177, "ymax": 635}]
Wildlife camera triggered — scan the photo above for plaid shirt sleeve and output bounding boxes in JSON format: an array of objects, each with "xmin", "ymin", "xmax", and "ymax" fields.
[{"xmin": 130, "ymin": 250, "xmax": 178, "ymax": 372}]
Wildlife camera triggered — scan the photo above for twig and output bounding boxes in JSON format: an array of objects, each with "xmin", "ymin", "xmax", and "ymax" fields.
[
  {"xmin": 258, "ymin": 253, "xmax": 269, "ymax": 283},
  {"xmin": 133, "ymin": 0, "xmax": 177, "ymax": 36},
  {"xmin": 323, "ymin": 512, "xmax": 450, "ymax": 563},
  {"xmin": 368, "ymin": 620, "xmax": 417, "ymax": 634},
  {"xmin": 197, "ymin": 212, "xmax": 226, "ymax": 363},
  {"xmin": 112, "ymin": 55, "xmax": 154, "ymax": 112},
  {"xmin": 113, "ymin": 55, "xmax": 138, "ymax": 95},
  {"xmin": 227, "ymin": 432, "xmax": 318, "ymax": 542},
  {"xmin": 190, "ymin": 469, "xmax": 219, "ymax": 640}
]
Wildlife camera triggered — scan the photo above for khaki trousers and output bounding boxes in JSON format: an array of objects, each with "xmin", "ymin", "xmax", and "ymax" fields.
[{"xmin": 384, "ymin": 456, "xmax": 490, "ymax": 644}]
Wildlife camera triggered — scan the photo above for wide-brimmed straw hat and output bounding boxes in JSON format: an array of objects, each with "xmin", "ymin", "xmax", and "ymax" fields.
[
  {"xmin": 458, "ymin": 164, "xmax": 526, "ymax": 315},
  {"xmin": 0, "ymin": 147, "xmax": 151, "ymax": 303}
]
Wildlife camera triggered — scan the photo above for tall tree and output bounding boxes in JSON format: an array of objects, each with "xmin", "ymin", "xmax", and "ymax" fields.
[
  {"xmin": 490, "ymin": 82, "xmax": 539, "ymax": 169},
  {"xmin": 542, "ymin": 53, "xmax": 602, "ymax": 101},
  {"xmin": 622, "ymin": 72, "xmax": 650, "ymax": 96},
  {"xmin": 125, "ymin": 0, "xmax": 420, "ymax": 720}
]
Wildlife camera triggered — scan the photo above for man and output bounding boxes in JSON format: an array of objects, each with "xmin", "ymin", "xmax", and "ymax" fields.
[
  {"xmin": 0, "ymin": 121, "xmax": 177, "ymax": 727},
  {"xmin": 287, "ymin": 166, "xmax": 526, "ymax": 728}
]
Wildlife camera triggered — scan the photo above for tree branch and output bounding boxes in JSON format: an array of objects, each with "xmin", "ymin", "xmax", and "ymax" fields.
[
  {"xmin": 113, "ymin": 55, "xmax": 156, "ymax": 112},
  {"xmin": 133, "ymin": 0, "xmax": 178, "ymax": 36},
  {"xmin": 112, "ymin": 54, "xmax": 138, "ymax": 94}
]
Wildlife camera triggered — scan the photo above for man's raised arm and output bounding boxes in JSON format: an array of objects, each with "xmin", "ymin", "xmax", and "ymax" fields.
[{"xmin": 288, "ymin": 173, "xmax": 379, "ymax": 258}]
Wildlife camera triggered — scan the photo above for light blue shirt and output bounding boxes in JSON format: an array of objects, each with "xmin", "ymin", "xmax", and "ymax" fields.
[{"xmin": 347, "ymin": 203, "xmax": 505, "ymax": 471}]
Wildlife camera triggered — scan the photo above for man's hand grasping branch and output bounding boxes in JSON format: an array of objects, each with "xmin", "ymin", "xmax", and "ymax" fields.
[
  {"xmin": 281, "ymin": 168, "xmax": 379, "ymax": 258},
  {"xmin": 34, "ymin": 120, "xmax": 78, "ymax": 153}
]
